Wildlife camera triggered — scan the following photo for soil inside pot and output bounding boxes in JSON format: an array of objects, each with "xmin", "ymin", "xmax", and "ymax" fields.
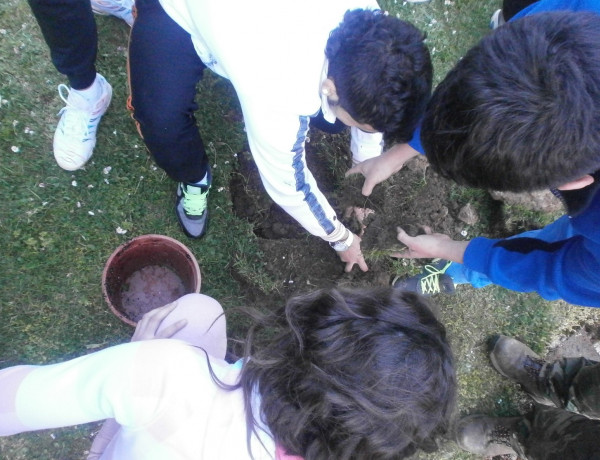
[{"xmin": 121, "ymin": 265, "xmax": 186, "ymax": 322}]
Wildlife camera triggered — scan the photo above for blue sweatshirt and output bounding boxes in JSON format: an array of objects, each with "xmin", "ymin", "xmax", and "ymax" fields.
[{"xmin": 413, "ymin": 0, "xmax": 600, "ymax": 307}]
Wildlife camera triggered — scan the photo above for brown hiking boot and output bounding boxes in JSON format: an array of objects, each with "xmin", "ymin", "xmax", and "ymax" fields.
[
  {"xmin": 454, "ymin": 414, "xmax": 521, "ymax": 457},
  {"xmin": 489, "ymin": 335, "xmax": 554, "ymax": 406}
]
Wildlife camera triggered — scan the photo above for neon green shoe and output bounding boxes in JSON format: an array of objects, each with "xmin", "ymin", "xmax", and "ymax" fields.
[
  {"xmin": 175, "ymin": 175, "xmax": 210, "ymax": 239},
  {"xmin": 392, "ymin": 259, "xmax": 455, "ymax": 296}
]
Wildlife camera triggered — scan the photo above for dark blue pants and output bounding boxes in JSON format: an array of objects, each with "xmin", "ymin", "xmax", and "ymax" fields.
[
  {"xmin": 28, "ymin": 0, "xmax": 98, "ymax": 89},
  {"xmin": 129, "ymin": 0, "xmax": 209, "ymax": 183}
]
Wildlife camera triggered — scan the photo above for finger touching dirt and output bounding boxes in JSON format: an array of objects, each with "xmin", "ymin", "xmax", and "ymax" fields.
[
  {"xmin": 396, "ymin": 227, "xmax": 413, "ymax": 245},
  {"xmin": 345, "ymin": 164, "xmax": 360, "ymax": 178}
]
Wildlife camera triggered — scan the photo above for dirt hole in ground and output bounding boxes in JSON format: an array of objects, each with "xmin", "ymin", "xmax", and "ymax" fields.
[{"xmin": 228, "ymin": 129, "xmax": 558, "ymax": 302}]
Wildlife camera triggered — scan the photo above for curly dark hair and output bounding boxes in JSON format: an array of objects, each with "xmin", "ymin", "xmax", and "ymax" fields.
[
  {"xmin": 422, "ymin": 11, "xmax": 600, "ymax": 191},
  {"xmin": 238, "ymin": 287, "xmax": 455, "ymax": 459},
  {"xmin": 326, "ymin": 9, "xmax": 432, "ymax": 143}
]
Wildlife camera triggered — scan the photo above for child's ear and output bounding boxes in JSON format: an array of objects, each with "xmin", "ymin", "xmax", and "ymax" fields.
[
  {"xmin": 321, "ymin": 78, "xmax": 339, "ymax": 102},
  {"xmin": 556, "ymin": 174, "xmax": 595, "ymax": 191}
]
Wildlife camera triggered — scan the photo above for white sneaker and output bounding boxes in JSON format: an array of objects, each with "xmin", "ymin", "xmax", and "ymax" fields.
[
  {"xmin": 53, "ymin": 74, "xmax": 112, "ymax": 171},
  {"xmin": 91, "ymin": 0, "xmax": 134, "ymax": 27}
]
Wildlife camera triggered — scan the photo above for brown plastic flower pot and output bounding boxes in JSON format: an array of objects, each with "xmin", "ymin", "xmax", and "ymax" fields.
[{"xmin": 102, "ymin": 234, "xmax": 201, "ymax": 327}]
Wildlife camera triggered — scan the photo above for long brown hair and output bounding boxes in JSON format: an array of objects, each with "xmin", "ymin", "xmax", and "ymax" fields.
[{"xmin": 236, "ymin": 287, "xmax": 455, "ymax": 459}]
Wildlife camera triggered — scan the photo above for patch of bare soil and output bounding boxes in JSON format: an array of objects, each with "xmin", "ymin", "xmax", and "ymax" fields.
[{"xmin": 228, "ymin": 129, "xmax": 529, "ymax": 304}]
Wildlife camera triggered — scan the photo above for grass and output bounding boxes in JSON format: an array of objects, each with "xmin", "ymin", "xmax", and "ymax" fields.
[
  {"xmin": 2, "ymin": 1, "xmax": 600, "ymax": 459},
  {"xmin": 1, "ymin": 3, "xmax": 256, "ymax": 457}
]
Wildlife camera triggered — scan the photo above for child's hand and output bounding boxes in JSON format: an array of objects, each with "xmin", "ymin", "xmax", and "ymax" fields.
[
  {"xmin": 391, "ymin": 226, "xmax": 469, "ymax": 263},
  {"xmin": 337, "ymin": 233, "xmax": 369, "ymax": 273},
  {"xmin": 130, "ymin": 301, "xmax": 188, "ymax": 342},
  {"xmin": 345, "ymin": 143, "xmax": 419, "ymax": 196}
]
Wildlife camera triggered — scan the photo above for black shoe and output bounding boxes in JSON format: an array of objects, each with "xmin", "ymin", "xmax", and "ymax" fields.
[
  {"xmin": 175, "ymin": 171, "xmax": 211, "ymax": 239},
  {"xmin": 392, "ymin": 259, "xmax": 455, "ymax": 296},
  {"xmin": 489, "ymin": 335, "xmax": 554, "ymax": 406},
  {"xmin": 455, "ymin": 414, "xmax": 521, "ymax": 457}
]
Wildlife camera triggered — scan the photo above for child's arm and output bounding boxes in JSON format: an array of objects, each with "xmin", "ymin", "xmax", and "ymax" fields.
[
  {"xmin": 0, "ymin": 344, "xmax": 135, "ymax": 435},
  {"xmin": 392, "ymin": 224, "xmax": 600, "ymax": 307},
  {"xmin": 346, "ymin": 143, "xmax": 420, "ymax": 196},
  {"xmin": 463, "ymin": 234, "xmax": 600, "ymax": 306},
  {"xmin": 391, "ymin": 226, "xmax": 468, "ymax": 263},
  {"xmin": 0, "ymin": 340, "xmax": 188, "ymax": 436}
]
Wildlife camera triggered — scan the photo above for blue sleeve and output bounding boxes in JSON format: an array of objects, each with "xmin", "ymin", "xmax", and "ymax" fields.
[
  {"xmin": 407, "ymin": 122, "xmax": 425, "ymax": 155},
  {"xmin": 463, "ymin": 234, "xmax": 600, "ymax": 307}
]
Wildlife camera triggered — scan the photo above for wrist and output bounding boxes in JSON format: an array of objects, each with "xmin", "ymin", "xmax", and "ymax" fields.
[
  {"xmin": 438, "ymin": 240, "xmax": 469, "ymax": 264},
  {"xmin": 329, "ymin": 229, "xmax": 354, "ymax": 252},
  {"xmin": 387, "ymin": 143, "xmax": 419, "ymax": 172}
]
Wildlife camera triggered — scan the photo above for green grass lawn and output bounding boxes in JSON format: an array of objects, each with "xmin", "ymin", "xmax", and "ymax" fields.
[{"xmin": 1, "ymin": 1, "xmax": 600, "ymax": 459}]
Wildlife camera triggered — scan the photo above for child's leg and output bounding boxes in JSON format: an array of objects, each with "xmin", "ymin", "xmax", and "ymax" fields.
[
  {"xmin": 564, "ymin": 362, "xmax": 600, "ymax": 419},
  {"xmin": 128, "ymin": 0, "xmax": 209, "ymax": 184},
  {"xmin": 27, "ymin": 0, "xmax": 98, "ymax": 89},
  {"xmin": 519, "ymin": 405, "xmax": 600, "ymax": 459}
]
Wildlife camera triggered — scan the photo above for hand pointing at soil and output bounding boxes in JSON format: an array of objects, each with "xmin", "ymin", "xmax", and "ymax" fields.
[
  {"xmin": 346, "ymin": 143, "xmax": 420, "ymax": 196},
  {"xmin": 392, "ymin": 226, "xmax": 468, "ymax": 263},
  {"xmin": 339, "ymin": 233, "xmax": 369, "ymax": 272}
]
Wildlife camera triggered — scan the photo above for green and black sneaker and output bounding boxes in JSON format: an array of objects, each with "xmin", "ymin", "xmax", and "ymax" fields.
[
  {"xmin": 175, "ymin": 171, "xmax": 211, "ymax": 239},
  {"xmin": 392, "ymin": 259, "xmax": 455, "ymax": 296}
]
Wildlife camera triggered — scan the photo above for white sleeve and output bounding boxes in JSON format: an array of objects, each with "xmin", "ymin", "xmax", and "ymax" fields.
[
  {"xmin": 350, "ymin": 126, "xmax": 384, "ymax": 164},
  {"xmin": 243, "ymin": 107, "xmax": 348, "ymax": 241},
  {"xmin": 0, "ymin": 341, "xmax": 198, "ymax": 436}
]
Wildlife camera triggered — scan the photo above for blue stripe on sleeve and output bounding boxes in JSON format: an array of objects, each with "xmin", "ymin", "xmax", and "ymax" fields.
[{"xmin": 291, "ymin": 116, "xmax": 336, "ymax": 234}]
